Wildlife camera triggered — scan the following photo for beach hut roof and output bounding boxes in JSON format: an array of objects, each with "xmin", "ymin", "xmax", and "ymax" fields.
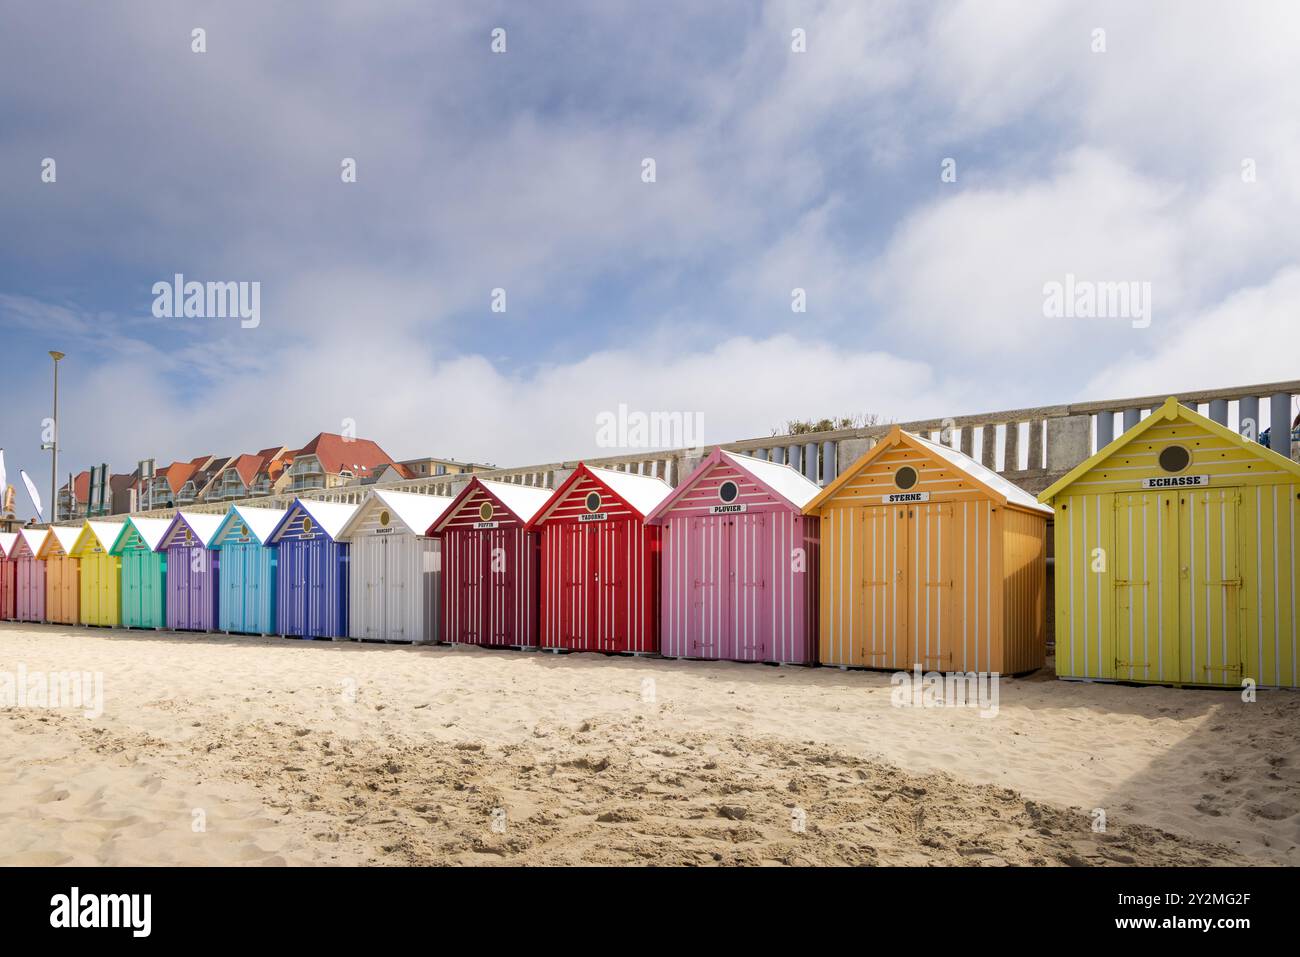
[
  {"xmin": 68, "ymin": 520, "xmax": 125, "ymax": 557},
  {"xmin": 805, "ymin": 426, "xmax": 1052, "ymax": 516},
  {"xmin": 0, "ymin": 532, "xmax": 16, "ymax": 558},
  {"xmin": 527, "ymin": 463, "xmax": 673, "ymax": 528},
  {"xmin": 158, "ymin": 511, "xmax": 225, "ymax": 549},
  {"xmin": 645, "ymin": 447, "xmax": 821, "ymax": 524},
  {"xmin": 1039, "ymin": 396, "xmax": 1300, "ymax": 502},
  {"xmin": 16, "ymin": 527, "xmax": 49, "ymax": 556},
  {"xmin": 723, "ymin": 450, "xmax": 823, "ymax": 507},
  {"xmin": 212, "ymin": 505, "xmax": 287, "ymax": 545},
  {"xmin": 479, "ymin": 480, "xmax": 553, "ymax": 523},
  {"xmin": 109, "ymin": 516, "xmax": 173, "ymax": 554},
  {"xmin": 37, "ymin": 526, "xmax": 77, "ymax": 559},
  {"xmin": 339, "ymin": 489, "xmax": 455, "ymax": 539},
  {"xmin": 268, "ymin": 498, "xmax": 359, "ymax": 543},
  {"xmin": 428, "ymin": 478, "xmax": 551, "ymax": 535}
]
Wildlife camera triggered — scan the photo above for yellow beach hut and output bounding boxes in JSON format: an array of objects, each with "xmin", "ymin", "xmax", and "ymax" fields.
[
  {"xmin": 1039, "ymin": 397, "xmax": 1300, "ymax": 689},
  {"xmin": 70, "ymin": 520, "xmax": 124, "ymax": 627}
]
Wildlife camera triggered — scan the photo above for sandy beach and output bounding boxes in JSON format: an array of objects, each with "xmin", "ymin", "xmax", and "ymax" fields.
[{"xmin": 0, "ymin": 620, "xmax": 1295, "ymax": 866}]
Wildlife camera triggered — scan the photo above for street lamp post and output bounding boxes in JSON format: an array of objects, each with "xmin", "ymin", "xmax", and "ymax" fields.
[{"xmin": 48, "ymin": 351, "xmax": 64, "ymax": 522}]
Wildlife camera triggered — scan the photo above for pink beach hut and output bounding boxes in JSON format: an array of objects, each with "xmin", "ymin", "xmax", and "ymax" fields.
[
  {"xmin": 11, "ymin": 528, "xmax": 49, "ymax": 623},
  {"xmin": 645, "ymin": 449, "xmax": 821, "ymax": 664}
]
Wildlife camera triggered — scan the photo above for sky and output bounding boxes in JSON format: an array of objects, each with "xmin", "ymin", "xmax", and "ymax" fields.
[{"xmin": 2, "ymin": 0, "xmax": 1299, "ymax": 519}]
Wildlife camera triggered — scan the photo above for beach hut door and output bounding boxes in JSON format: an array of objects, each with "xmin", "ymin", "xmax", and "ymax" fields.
[
  {"xmin": 1112, "ymin": 490, "xmax": 1241, "ymax": 685},
  {"xmin": 732, "ymin": 513, "xmax": 771, "ymax": 661},
  {"xmin": 594, "ymin": 520, "xmax": 629, "ymax": 651},
  {"xmin": 1177, "ymin": 489, "xmax": 1242, "ymax": 686},
  {"xmin": 912, "ymin": 504, "xmax": 955, "ymax": 670},
  {"xmin": 459, "ymin": 531, "xmax": 487, "ymax": 643},
  {"xmin": 858, "ymin": 506, "xmax": 911, "ymax": 669},
  {"xmin": 687, "ymin": 515, "xmax": 728, "ymax": 658},
  {"xmin": 489, "ymin": 527, "xmax": 517, "ymax": 644}
]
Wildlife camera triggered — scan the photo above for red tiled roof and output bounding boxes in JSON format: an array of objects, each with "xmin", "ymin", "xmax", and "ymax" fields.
[
  {"xmin": 230, "ymin": 453, "xmax": 266, "ymax": 487},
  {"xmin": 60, "ymin": 470, "xmax": 91, "ymax": 502},
  {"xmin": 293, "ymin": 433, "xmax": 397, "ymax": 479},
  {"xmin": 161, "ymin": 460, "xmax": 200, "ymax": 493}
]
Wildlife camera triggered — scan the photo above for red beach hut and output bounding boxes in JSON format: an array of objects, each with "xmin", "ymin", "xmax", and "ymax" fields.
[
  {"xmin": 645, "ymin": 449, "xmax": 821, "ymax": 664},
  {"xmin": 428, "ymin": 477, "xmax": 551, "ymax": 648},
  {"xmin": 0, "ymin": 533, "xmax": 17, "ymax": 620},
  {"xmin": 525, "ymin": 464, "xmax": 670, "ymax": 654}
]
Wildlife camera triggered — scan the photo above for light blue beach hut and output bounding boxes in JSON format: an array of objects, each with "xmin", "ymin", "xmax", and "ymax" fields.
[{"xmin": 211, "ymin": 505, "xmax": 286, "ymax": 635}]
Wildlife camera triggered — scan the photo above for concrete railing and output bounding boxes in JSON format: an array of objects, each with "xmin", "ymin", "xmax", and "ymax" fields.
[{"xmin": 51, "ymin": 379, "xmax": 1299, "ymax": 525}]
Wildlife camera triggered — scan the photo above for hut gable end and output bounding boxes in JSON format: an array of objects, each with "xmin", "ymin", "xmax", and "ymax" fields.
[{"xmin": 1041, "ymin": 398, "xmax": 1300, "ymax": 502}]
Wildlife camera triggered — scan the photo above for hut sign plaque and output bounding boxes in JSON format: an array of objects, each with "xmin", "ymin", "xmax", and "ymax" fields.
[
  {"xmin": 1141, "ymin": 475, "xmax": 1209, "ymax": 489},
  {"xmin": 883, "ymin": 491, "xmax": 930, "ymax": 504}
]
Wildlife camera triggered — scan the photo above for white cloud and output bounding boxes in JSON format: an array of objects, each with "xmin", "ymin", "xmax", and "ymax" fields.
[{"xmin": 1080, "ymin": 267, "xmax": 1300, "ymax": 409}]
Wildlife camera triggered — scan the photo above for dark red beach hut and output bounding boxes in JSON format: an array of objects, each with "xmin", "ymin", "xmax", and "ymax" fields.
[
  {"xmin": 0, "ymin": 533, "xmax": 17, "ymax": 621},
  {"xmin": 645, "ymin": 449, "xmax": 821, "ymax": 664},
  {"xmin": 525, "ymin": 464, "xmax": 670, "ymax": 654},
  {"xmin": 428, "ymin": 477, "xmax": 551, "ymax": 648}
]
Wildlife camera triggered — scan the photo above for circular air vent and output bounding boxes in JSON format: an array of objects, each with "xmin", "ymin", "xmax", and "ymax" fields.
[
  {"xmin": 479, "ymin": 502, "xmax": 494, "ymax": 522},
  {"xmin": 894, "ymin": 466, "xmax": 919, "ymax": 490},
  {"xmin": 379, "ymin": 509, "xmax": 391, "ymax": 527},
  {"xmin": 1159, "ymin": 445, "xmax": 1191, "ymax": 474},
  {"xmin": 719, "ymin": 480, "xmax": 740, "ymax": 503},
  {"xmin": 585, "ymin": 492, "xmax": 601, "ymax": 512}
]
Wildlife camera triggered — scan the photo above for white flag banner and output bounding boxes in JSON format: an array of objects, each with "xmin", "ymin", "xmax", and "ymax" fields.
[{"xmin": 20, "ymin": 469, "xmax": 43, "ymax": 521}]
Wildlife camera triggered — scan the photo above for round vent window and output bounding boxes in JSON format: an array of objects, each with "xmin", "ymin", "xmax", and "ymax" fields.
[
  {"xmin": 894, "ymin": 466, "xmax": 919, "ymax": 490},
  {"xmin": 585, "ymin": 492, "xmax": 602, "ymax": 513},
  {"xmin": 379, "ymin": 509, "xmax": 391, "ymax": 528},
  {"xmin": 302, "ymin": 516, "xmax": 314, "ymax": 534},
  {"xmin": 1159, "ymin": 445, "xmax": 1191, "ymax": 474},
  {"xmin": 479, "ymin": 502, "xmax": 494, "ymax": 523},
  {"xmin": 236, "ymin": 524, "xmax": 246, "ymax": 537},
  {"xmin": 184, "ymin": 529, "xmax": 192, "ymax": 544},
  {"xmin": 719, "ymin": 480, "xmax": 740, "ymax": 503}
]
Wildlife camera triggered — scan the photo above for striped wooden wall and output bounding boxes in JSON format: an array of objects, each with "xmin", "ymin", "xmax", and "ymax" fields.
[
  {"xmin": 347, "ymin": 502, "xmax": 440, "ymax": 643},
  {"xmin": 0, "ymin": 556, "xmax": 14, "ymax": 620},
  {"xmin": 536, "ymin": 472, "xmax": 659, "ymax": 653},
  {"xmin": 657, "ymin": 457, "xmax": 817, "ymax": 663},
  {"xmin": 1056, "ymin": 483, "xmax": 1299, "ymax": 687},
  {"xmin": 45, "ymin": 555, "xmax": 79, "ymax": 625},
  {"xmin": 1052, "ymin": 416, "xmax": 1299, "ymax": 687},
  {"xmin": 814, "ymin": 441, "xmax": 1047, "ymax": 674},
  {"xmin": 12, "ymin": 536, "xmax": 45, "ymax": 622},
  {"xmin": 217, "ymin": 542, "xmax": 277, "ymax": 635},
  {"xmin": 117, "ymin": 527, "xmax": 167, "ymax": 629},
  {"xmin": 437, "ymin": 484, "xmax": 537, "ymax": 647},
  {"xmin": 78, "ymin": 552, "xmax": 120, "ymax": 627},
  {"xmin": 1002, "ymin": 507, "xmax": 1047, "ymax": 674}
]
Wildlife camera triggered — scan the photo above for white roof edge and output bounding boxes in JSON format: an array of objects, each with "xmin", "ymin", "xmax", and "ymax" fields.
[{"xmin": 910, "ymin": 433, "xmax": 1053, "ymax": 515}]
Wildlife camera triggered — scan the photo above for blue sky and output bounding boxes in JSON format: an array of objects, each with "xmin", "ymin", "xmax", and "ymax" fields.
[{"xmin": 2, "ymin": 1, "xmax": 1299, "ymax": 519}]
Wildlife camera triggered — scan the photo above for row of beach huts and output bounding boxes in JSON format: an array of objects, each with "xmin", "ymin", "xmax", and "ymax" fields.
[{"xmin": 2, "ymin": 399, "xmax": 1298, "ymax": 689}]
